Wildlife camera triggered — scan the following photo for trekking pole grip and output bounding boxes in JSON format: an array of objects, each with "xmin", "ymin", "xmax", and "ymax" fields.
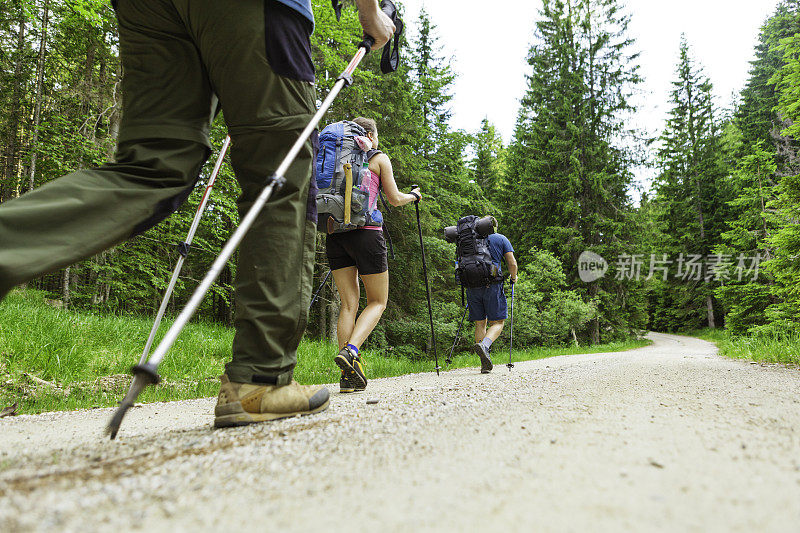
[
  {"xmin": 410, "ymin": 184, "xmax": 420, "ymax": 203},
  {"xmin": 359, "ymin": 0, "xmax": 399, "ymax": 51},
  {"xmin": 360, "ymin": 35, "xmax": 376, "ymax": 51}
]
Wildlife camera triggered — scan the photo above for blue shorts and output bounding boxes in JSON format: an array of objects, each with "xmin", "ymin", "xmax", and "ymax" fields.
[{"xmin": 466, "ymin": 282, "xmax": 507, "ymax": 321}]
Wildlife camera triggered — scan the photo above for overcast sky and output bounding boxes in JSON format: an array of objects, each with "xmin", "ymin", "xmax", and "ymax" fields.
[{"xmin": 397, "ymin": 0, "xmax": 783, "ymax": 150}]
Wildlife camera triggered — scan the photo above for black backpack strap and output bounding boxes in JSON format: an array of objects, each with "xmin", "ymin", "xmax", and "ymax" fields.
[{"xmin": 366, "ymin": 149, "xmax": 382, "ymax": 160}]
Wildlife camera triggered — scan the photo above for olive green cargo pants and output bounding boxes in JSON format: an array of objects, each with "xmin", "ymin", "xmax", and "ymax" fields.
[{"xmin": 0, "ymin": 0, "xmax": 318, "ymax": 385}]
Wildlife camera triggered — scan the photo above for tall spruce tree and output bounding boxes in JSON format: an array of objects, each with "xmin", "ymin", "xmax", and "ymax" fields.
[
  {"xmin": 756, "ymin": 13, "xmax": 800, "ymax": 334},
  {"xmin": 409, "ymin": 7, "xmax": 455, "ymax": 162},
  {"xmin": 470, "ymin": 118, "xmax": 505, "ymax": 199},
  {"xmin": 713, "ymin": 2, "xmax": 800, "ymax": 334},
  {"xmin": 504, "ymin": 0, "xmax": 645, "ymax": 343},
  {"xmin": 715, "ymin": 142, "xmax": 777, "ymax": 334},
  {"xmin": 651, "ymin": 37, "xmax": 729, "ymax": 330},
  {"xmin": 736, "ymin": 0, "xmax": 800, "ymax": 170}
]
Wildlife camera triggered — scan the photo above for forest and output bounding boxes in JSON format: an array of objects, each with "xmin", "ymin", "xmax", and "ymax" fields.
[{"xmin": 2, "ymin": 0, "xmax": 800, "ymax": 360}]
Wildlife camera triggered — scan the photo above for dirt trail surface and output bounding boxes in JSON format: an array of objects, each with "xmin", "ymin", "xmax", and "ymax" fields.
[{"xmin": 1, "ymin": 332, "xmax": 799, "ymax": 532}]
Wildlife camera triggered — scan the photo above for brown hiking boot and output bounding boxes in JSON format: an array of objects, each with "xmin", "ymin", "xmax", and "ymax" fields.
[{"xmin": 214, "ymin": 374, "xmax": 330, "ymax": 428}]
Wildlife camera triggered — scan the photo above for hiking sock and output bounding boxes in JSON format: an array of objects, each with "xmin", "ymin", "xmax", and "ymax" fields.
[
  {"xmin": 481, "ymin": 337, "xmax": 493, "ymax": 350},
  {"xmin": 347, "ymin": 343, "xmax": 359, "ymax": 355}
]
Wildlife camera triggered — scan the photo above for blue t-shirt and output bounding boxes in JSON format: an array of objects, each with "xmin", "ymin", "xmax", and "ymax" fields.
[
  {"xmin": 276, "ymin": 0, "xmax": 314, "ymax": 28},
  {"xmin": 488, "ymin": 233, "xmax": 514, "ymax": 275}
]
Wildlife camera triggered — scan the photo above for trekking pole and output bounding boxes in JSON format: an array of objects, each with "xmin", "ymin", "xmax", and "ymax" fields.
[
  {"xmin": 411, "ymin": 184, "xmax": 440, "ymax": 375},
  {"xmin": 508, "ymin": 280, "xmax": 515, "ymax": 371},
  {"xmin": 135, "ymin": 136, "xmax": 231, "ymax": 368},
  {"xmin": 445, "ymin": 303, "xmax": 468, "ymax": 366},
  {"xmin": 309, "ymin": 269, "xmax": 332, "ymax": 310},
  {"xmin": 107, "ymin": 24, "xmax": 395, "ymax": 439}
]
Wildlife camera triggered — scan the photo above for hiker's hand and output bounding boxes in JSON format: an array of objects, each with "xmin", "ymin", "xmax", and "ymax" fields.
[
  {"xmin": 356, "ymin": 0, "xmax": 395, "ymax": 50},
  {"xmin": 410, "ymin": 187, "xmax": 421, "ymax": 203},
  {"xmin": 510, "ymin": 275, "xmax": 517, "ymax": 284}
]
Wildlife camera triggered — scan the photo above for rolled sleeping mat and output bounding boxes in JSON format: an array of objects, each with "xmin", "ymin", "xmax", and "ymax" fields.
[
  {"xmin": 343, "ymin": 163, "xmax": 353, "ymax": 225},
  {"xmin": 444, "ymin": 225, "xmax": 458, "ymax": 243},
  {"xmin": 475, "ymin": 216, "xmax": 495, "ymax": 237}
]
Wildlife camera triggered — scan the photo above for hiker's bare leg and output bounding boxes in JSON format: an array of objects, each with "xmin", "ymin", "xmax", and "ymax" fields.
[
  {"xmin": 347, "ymin": 271, "xmax": 389, "ymax": 348},
  {"xmin": 474, "ymin": 319, "xmax": 487, "ymax": 344},
  {"xmin": 333, "ymin": 266, "xmax": 360, "ymax": 349},
  {"xmin": 485, "ymin": 319, "xmax": 505, "ymax": 343}
]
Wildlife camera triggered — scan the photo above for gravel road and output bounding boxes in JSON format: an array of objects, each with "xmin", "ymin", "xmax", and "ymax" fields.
[{"xmin": 1, "ymin": 332, "xmax": 799, "ymax": 532}]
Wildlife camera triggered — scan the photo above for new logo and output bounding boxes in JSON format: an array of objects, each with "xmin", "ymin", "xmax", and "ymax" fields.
[{"xmin": 578, "ymin": 251, "xmax": 608, "ymax": 282}]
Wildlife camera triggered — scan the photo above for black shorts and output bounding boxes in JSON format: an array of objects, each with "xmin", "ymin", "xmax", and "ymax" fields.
[{"xmin": 326, "ymin": 229, "xmax": 388, "ymax": 275}]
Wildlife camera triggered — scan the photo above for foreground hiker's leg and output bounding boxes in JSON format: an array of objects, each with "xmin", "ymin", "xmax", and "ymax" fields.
[
  {"xmin": 176, "ymin": 0, "xmax": 318, "ymax": 385},
  {"xmin": 0, "ymin": 139, "xmax": 209, "ymax": 299}
]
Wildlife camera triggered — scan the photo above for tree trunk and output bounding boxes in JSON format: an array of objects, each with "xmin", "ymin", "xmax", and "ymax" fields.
[
  {"xmin": 83, "ymin": 38, "xmax": 97, "ymax": 144},
  {"xmin": 62, "ymin": 267, "xmax": 71, "ymax": 309},
  {"xmin": 28, "ymin": 0, "xmax": 51, "ymax": 192},
  {"xmin": 5, "ymin": 3, "xmax": 26, "ymax": 200},
  {"xmin": 317, "ymin": 280, "xmax": 328, "ymax": 338},
  {"xmin": 589, "ymin": 281, "xmax": 600, "ymax": 344},
  {"xmin": 706, "ymin": 295, "xmax": 716, "ymax": 329},
  {"xmin": 107, "ymin": 60, "xmax": 122, "ymax": 159}
]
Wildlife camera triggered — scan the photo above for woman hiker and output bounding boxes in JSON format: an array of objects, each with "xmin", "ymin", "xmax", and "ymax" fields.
[{"xmin": 326, "ymin": 117, "xmax": 421, "ymax": 392}]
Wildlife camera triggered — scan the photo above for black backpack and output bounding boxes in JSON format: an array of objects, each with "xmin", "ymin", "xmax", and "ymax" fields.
[{"xmin": 445, "ymin": 215, "xmax": 502, "ymax": 288}]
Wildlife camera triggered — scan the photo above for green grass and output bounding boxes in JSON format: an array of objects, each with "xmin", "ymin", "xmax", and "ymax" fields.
[
  {"xmin": 690, "ymin": 328, "xmax": 800, "ymax": 366},
  {"xmin": 1, "ymin": 289, "xmax": 649, "ymax": 414}
]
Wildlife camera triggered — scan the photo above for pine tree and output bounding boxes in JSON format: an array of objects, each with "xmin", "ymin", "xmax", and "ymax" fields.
[
  {"xmin": 755, "ymin": 14, "xmax": 800, "ymax": 334},
  {"xmin": 716, "ymin": 142, "xmax": 777, "ymax": 334},
  {"xmin": 470, "ymin": 118, "xmax": 505, "ymax": 199},
  {"xmin": 736, "ymin": 0, "xmax": 800, "ymax": 171},
  {"xmin": 652, "ymin": 37, "xmax": 730, "ymax": 330},
  {"xmin": 409, "ymin": 7, "xmax": 455, "ymax": 161},
  {"xmin": 504, "ymin": 0, "xmax": 645, "ymax": 343},
  {"xmin": 711, "ymin": 2, "xmax": 800, "ymax": 335}
]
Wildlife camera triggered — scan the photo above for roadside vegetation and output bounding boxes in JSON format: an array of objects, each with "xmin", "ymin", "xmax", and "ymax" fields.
[
  {"xmin": 0, "ymin": 289, "xmax": 649, "ymax": 415},
  {"xmin": 691, "ymin": 328, "xmax": 800, "ymax": 366}
]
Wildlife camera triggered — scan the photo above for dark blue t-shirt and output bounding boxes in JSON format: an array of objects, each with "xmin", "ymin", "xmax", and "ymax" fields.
[
  {"xmin": 276, "ymin": 0, "xmax": 314, "ymax": 27},
  {"xmin": 488, "ymin": 233, "xmax": 514, "ymax": 275}
]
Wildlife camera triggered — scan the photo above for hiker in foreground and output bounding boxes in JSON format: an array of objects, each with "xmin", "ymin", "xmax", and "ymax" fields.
[
  {"xmin": 445, "ymin": 216, "xmax": 518, "ymax": 373},
  {"xmin": 316, "ymin": 117, "xmax": 420, "ymax": 392},
  {"xmin": 0, "ymin": 0, "xmax": 394, "ymax": 426}
]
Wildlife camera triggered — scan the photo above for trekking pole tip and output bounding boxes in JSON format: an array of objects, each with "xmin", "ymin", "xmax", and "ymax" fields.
[{"xmin": 106, "ymin": 364, "xmax": 161, "ymax": 440}]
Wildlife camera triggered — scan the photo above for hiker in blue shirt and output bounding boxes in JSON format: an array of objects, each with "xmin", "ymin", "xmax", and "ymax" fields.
[{"xmin": 467, "ymin": 217, "xmax": 518, "ymax": 373}]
